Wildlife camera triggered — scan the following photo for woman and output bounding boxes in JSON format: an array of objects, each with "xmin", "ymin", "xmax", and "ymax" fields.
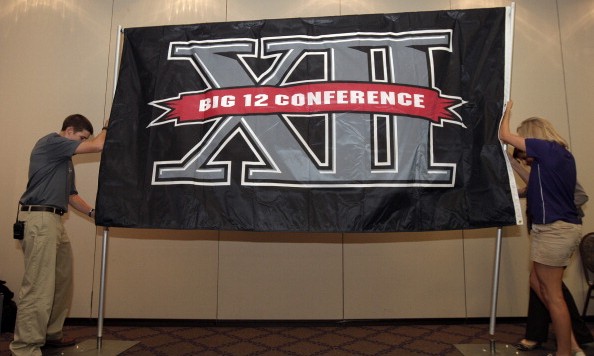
[
  {"xmin": 499, "ymin": 100, "xmax": 585, "ymax": 356},
  {"xmin": 509, "ymin": 148, "xmax": 592, "ymax": 351}
]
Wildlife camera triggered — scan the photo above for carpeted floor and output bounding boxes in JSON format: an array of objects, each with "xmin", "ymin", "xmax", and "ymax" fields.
[{"xmin": 1, "ymin": 319, "xmax": 593, "ymax": 355}]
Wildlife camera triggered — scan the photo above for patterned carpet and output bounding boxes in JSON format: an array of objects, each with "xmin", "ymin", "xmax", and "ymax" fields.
[{"xmin": 1, "ymin": 319, "xmax": 593, "ymax": 355}]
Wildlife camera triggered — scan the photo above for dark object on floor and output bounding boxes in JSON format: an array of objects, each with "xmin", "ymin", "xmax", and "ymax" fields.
[{"xmin": 0, "ymin": 280, "xmax": 17, "ymax": 334}]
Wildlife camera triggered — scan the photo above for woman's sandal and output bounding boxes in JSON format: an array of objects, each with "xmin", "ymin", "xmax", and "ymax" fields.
[{"xmin": 513, "ymin": 340, "xmax": 542, "ymax": 351}]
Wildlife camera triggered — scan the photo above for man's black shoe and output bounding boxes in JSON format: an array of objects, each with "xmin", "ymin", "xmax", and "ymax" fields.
[{"xmin": 44, "ymin": 337, "xmax": 77, "ymax": 348}]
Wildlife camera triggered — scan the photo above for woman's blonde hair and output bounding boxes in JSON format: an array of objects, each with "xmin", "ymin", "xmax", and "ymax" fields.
[{"xmin": 516, "ymin": 117, "xmax": 568, "ymax": 148}]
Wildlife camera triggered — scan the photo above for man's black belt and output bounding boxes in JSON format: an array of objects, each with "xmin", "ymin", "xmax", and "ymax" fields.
[{"xmin": 20, "ymin": 205, "xmax": 65, "ymax": 216}]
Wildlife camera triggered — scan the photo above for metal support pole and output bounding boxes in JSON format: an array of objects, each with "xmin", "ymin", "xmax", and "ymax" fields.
[
  {"xmin": 97, "ymin": 227, "xmax": 109, "ymax": 350},
  {"xmin": 456, "ymin": 227, "xmax": 516, "ymax": 355},
  {"xmin": 489, "ymin": 227, "xmax": 503, "ymax": 352},
  {"xmin": 95, "ymin": 25, "xmax": 121, "ymax": 349},
  {"xmin": 59, "ymin": 24, "xmax": 136, "ymax": 355}
]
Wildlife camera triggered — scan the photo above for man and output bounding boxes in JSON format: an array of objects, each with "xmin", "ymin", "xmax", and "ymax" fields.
[{"xmin": 10, "ymin": 114, "xmax": 107, "ymax": 356}]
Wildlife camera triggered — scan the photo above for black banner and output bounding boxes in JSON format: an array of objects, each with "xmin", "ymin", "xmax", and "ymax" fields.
[{"xmin": 96, "ymin": 7, "xmax": 520, "ymax": 232}]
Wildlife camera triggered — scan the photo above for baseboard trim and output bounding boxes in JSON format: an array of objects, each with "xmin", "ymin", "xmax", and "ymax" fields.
[{"xmin": 65, "ymin": 316, "xmax": 531, "ymax": 328}]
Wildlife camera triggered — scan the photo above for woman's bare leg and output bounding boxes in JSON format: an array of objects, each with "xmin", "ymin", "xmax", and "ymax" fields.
[{"xmin": 532, "ymin": 262, "xmax": 572, "ymax": 356}]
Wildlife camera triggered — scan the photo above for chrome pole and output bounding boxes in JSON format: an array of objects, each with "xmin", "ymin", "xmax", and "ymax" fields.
[
  {"xmin": 97, "ymin": 227, "xmax": 109, "ymax": 349},
  {"xmin": 488, "ymin": 227, "xmax": 503, "ymax": 352}
]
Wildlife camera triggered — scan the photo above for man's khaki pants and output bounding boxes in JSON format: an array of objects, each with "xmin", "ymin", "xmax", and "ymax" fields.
[{"xmin": 10, "ymin": 211, "xmax": 73, "ymax": 356}]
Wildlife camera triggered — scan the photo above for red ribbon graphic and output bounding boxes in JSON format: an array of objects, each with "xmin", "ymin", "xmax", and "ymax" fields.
[{"xmin": 157, "ymin": 82, "xmax": 460, "ymax": 124}]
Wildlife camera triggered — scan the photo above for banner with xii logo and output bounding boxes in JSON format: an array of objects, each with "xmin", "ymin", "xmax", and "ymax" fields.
[{"xmin": 96, "ymin": 7, "xmax": 521, "ymax": 232}]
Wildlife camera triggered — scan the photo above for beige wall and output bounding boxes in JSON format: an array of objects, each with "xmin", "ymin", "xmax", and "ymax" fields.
[{"xmin": 1, "ymin": 0, "xmax": 593, "ymax": 320}]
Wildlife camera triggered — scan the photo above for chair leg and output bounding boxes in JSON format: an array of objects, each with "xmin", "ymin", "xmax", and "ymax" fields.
[{"xmin": 583, "ymin": 286, "xmax": 593, "ymax": 318}]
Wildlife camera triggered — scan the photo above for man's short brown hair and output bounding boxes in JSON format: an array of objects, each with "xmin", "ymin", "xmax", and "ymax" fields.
[{"xmin": 61, "ymin": 114, "xmax": 94, "ymax": 135}]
